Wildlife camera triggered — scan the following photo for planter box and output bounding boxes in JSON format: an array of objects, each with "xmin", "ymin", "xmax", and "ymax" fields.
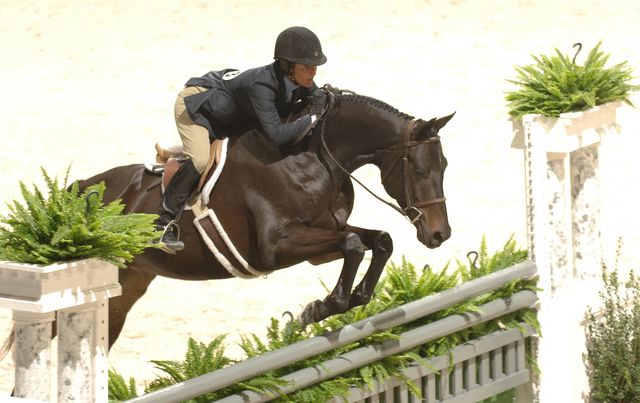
[
  {"xmin": 0, "ymin": 258, "xmax": 121, "ymax": 313},
  {"xmin": 510, "ymin": 100, "xmax": 622, "ymax": 153}
]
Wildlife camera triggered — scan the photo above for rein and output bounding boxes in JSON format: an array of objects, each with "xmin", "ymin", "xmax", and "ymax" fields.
[{"xmin": 317, "ymin": 89, "xmax": 445, "ymax": 224}]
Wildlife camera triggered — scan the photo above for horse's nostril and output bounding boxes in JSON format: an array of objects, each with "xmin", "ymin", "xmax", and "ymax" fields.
[{"xmin": 433, "ymin": 232, "xmax": 444, "ymax": 243}]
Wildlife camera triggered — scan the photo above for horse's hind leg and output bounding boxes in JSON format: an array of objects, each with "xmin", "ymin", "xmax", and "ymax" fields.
[
  {"xmin": 108, "ymin": 268, "xmax": 156, "ymax": 350},
  {"xmin": 343, "ymin": 226, "xmax": 393, "ymax": 309},
  {"xmin": 273, "ymin": 224, "xmax": 366, "ymax": 325}
]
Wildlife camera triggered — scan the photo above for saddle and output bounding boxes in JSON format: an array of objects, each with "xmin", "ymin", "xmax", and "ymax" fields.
[{"xmin": 148, "ymin": 140, "xmax": 224, "ymax": 195}]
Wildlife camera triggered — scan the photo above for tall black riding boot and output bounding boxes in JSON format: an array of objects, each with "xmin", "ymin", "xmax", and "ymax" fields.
[{"xmin": 156, "ymin": 159, "xmax": 201, "ymax": 252}]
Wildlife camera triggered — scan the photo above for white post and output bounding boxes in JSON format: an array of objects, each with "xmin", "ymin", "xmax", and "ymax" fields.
[
  {"xmin": 12, "ymin": 310, "xmax": 56, "ymax": 400},
  {"xmin": 56, "ymin": 300, "xmax": 110, "ymax": 403},
  {"xmin": 513, "ymin": 101, "xmax": 621, "ymax": 402},
  {"xmin": 0, "ymin": 259, "xmax": 121, "ymax": 402},
  {"xmin": 571, "ymin": 145, "xmax": 602, "ymax": 284}
]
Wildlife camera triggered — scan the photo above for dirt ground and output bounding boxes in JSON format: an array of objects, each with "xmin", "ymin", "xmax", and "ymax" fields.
[{"xmin": 1, "ymin": 0, "xmax": 640, "ymax": 396}]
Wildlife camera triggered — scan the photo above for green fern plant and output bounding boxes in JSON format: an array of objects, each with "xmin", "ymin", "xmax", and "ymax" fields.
[
  {"xmin": 378, "ymin": 257, "xmax": 460, "ymax": 309},
  {"xmin": 145, "ymin": 335, "xmax": 289, "ymax": 402},
  {"xmin": 108, "ymin": 369, "xmax": 138, "ymax": 401},
  {"xmin": 457, "ymin": 235, "xmax": 540, "ymax": 340},
  {"xmin": 145, "ymin": 336, "xmax": 233, "ymax": 401},
  {"xmin": 0, "ymin": 167, "xmax": 160, "ymax": 267},
  {"xmin": 458, "ymin": 235, "xmax": 528, "ymax": 281},
  {"xmin": 506, "ymin": 41, "xmax": 640, "ymax": 117}
]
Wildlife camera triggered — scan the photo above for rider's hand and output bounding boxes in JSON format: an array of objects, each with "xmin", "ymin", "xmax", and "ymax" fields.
[
  {"xmin": 289, "ymin": 115, "xmax": 317, "ymax": 145},
  {"xmin": 308, "ymin": 89, "xmax": 327, "ymax": 116}
]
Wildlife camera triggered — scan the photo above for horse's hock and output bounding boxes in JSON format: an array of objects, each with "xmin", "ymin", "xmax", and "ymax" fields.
[
  {"xmin": 511, "ymin": 100, "xmax": 623, "ymax": 402},
  {"xmin": 0, "ymin": 259, "xmax": 121, "ymax": 402}
]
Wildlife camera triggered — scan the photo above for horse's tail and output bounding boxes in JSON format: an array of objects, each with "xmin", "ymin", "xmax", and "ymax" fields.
[{"xmin": 0, "ymin": 322, "xmax": 15, "ymax": 361}]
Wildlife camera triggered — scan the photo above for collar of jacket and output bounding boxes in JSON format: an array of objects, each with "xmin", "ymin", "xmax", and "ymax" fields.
[
  {"xmin": 283, "ymin": 75, "xmax": 298, "ymax": 103},
  {"xmin": 273, "ymin": 61, "xmax": 290, "ymax": 117}
]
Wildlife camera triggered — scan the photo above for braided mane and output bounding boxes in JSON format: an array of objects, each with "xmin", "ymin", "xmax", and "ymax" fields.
[{"xmin": 336, "ymin": 93, "xmax": 414, "ymax": 120}]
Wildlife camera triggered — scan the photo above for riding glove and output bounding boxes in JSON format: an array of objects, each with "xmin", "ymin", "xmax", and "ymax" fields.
[{"xmin": 308, "ymin": 89, "xmax": 327, "ymax": 116}]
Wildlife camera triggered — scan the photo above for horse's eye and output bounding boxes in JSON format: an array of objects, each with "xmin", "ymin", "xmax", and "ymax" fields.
[{"xmin": 415, "ymin": 168, "xmax": 426, "ymax": 176}]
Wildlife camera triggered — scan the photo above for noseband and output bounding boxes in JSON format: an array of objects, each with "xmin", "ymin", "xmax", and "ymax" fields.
[{"xmin": 318, "ymin": 103, "xmax": 445, "ymax": 224}]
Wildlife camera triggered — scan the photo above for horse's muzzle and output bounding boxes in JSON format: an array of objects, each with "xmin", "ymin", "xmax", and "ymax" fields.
[{"xmin": 416, "ymin": 212, "xmax": 451, "ymax": 248}]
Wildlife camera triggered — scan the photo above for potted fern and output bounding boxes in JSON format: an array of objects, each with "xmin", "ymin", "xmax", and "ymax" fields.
[
  {"xmin": 0, "ymin": 168, "xmax": 160, "ymax": 401},
  {"xmin": 0, "ymin": 168, "xmax": 160, "ymax": 307},
  {"xmin": 508, "ymin": 41, "xmax": 639, "ymax": 152}
]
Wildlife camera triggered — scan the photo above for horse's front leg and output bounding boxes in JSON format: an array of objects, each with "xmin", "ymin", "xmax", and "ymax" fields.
[
  {"xmin": 343, "ymin": 225, "xmax": 393, "ymax": 309},
  {"xmin": 272, "ymin": 224, "xmax": 366, "ymax": 325}
]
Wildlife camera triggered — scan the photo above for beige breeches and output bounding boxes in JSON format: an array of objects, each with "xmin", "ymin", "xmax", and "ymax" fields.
[{"xmin": 174, "ymin": 86, "xmax": 211, "ymax": 174}]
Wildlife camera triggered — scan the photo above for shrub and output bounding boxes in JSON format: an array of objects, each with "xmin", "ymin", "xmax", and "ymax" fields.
[
  {"xmin": 505, "ymin": 41, "xmax": 639, "ymax": 117},
  {"xmin": 585, "ymin": 246, "xmax": 640, "ymax": 402},
  {"xmin": 0, "ymin": 167, "xmax": 160, "ymax": 267}
]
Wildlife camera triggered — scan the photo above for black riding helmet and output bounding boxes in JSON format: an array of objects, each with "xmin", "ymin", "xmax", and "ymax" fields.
[{"xmin": 274, "ymin": 26, "xmax": 327, "ymax": 66}]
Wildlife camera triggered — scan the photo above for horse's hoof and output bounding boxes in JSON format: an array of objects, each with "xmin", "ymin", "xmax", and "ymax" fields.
[{"xmin": 299, "ymin": 299, "xmax": 322, "ymax": 326}]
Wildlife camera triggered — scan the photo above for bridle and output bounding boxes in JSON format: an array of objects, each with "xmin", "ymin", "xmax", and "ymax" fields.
[
  {"xmin": 317, "ymin": 90, "xmax": 446, "ymax": 224},
  {"xmin": 379, "ymin": 119, "xmax": 447, "ymax": 223}
]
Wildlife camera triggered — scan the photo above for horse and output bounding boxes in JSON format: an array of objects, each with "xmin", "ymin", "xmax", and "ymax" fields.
[{"xmin": 2, "ymin": 89, "xmax": 454, "ymax": 356}]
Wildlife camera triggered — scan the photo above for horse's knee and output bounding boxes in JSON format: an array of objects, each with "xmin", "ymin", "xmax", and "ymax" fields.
[
  {"xmin": 375, "ymin": 231, "xmax": 393, "ymax": 256},
  {"xmin": 344, "ymin": 232, "xmax": 365, "ymax": 260}
]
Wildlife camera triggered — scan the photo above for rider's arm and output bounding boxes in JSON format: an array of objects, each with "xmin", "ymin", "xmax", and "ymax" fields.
[{"xmin": 249, "ymin": 83, "xmax": 314, "ymax": 146}]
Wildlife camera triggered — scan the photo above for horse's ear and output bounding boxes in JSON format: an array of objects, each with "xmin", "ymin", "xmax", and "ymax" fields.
[
  {"xmin": 414, "ymin": 112, "xmax": 455, "ymax": 139},
  {"xmin": 434, "ymin": 112, "xmax": 455, "ymax": 131}
]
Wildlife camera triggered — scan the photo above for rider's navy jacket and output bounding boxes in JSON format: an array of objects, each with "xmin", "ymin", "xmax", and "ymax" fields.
[{"xmin": 183, "ymin": 61, "xmax": 315, "ymax": 145}]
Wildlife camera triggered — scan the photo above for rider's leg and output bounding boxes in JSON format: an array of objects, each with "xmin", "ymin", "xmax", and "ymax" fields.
[
  {"xmin": 157, "ymin": 86, "xmax": 210, "ymax": 251},
  {"xmin": 175, "ymin": 86, "xmax": 211, "ymax": 173},
  {"xmin": 156, "ymin": 159, "xmax": 200, "ymax": 251}
]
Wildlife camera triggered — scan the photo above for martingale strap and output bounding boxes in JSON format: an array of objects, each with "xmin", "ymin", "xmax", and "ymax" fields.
[{"xmin": 193, "ymin": 209, "xmax": 270, "ymax": 279}]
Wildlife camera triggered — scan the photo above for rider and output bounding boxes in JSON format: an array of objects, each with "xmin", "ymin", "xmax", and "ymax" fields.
[{"xmin": 157, "ymin": 26, "xmax": 328, "ymax": 252}]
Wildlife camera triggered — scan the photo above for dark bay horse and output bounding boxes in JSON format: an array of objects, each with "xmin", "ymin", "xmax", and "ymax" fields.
[{"xmin": 4, "ymin": 92, "xmax": 454, "ymax": 355}]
